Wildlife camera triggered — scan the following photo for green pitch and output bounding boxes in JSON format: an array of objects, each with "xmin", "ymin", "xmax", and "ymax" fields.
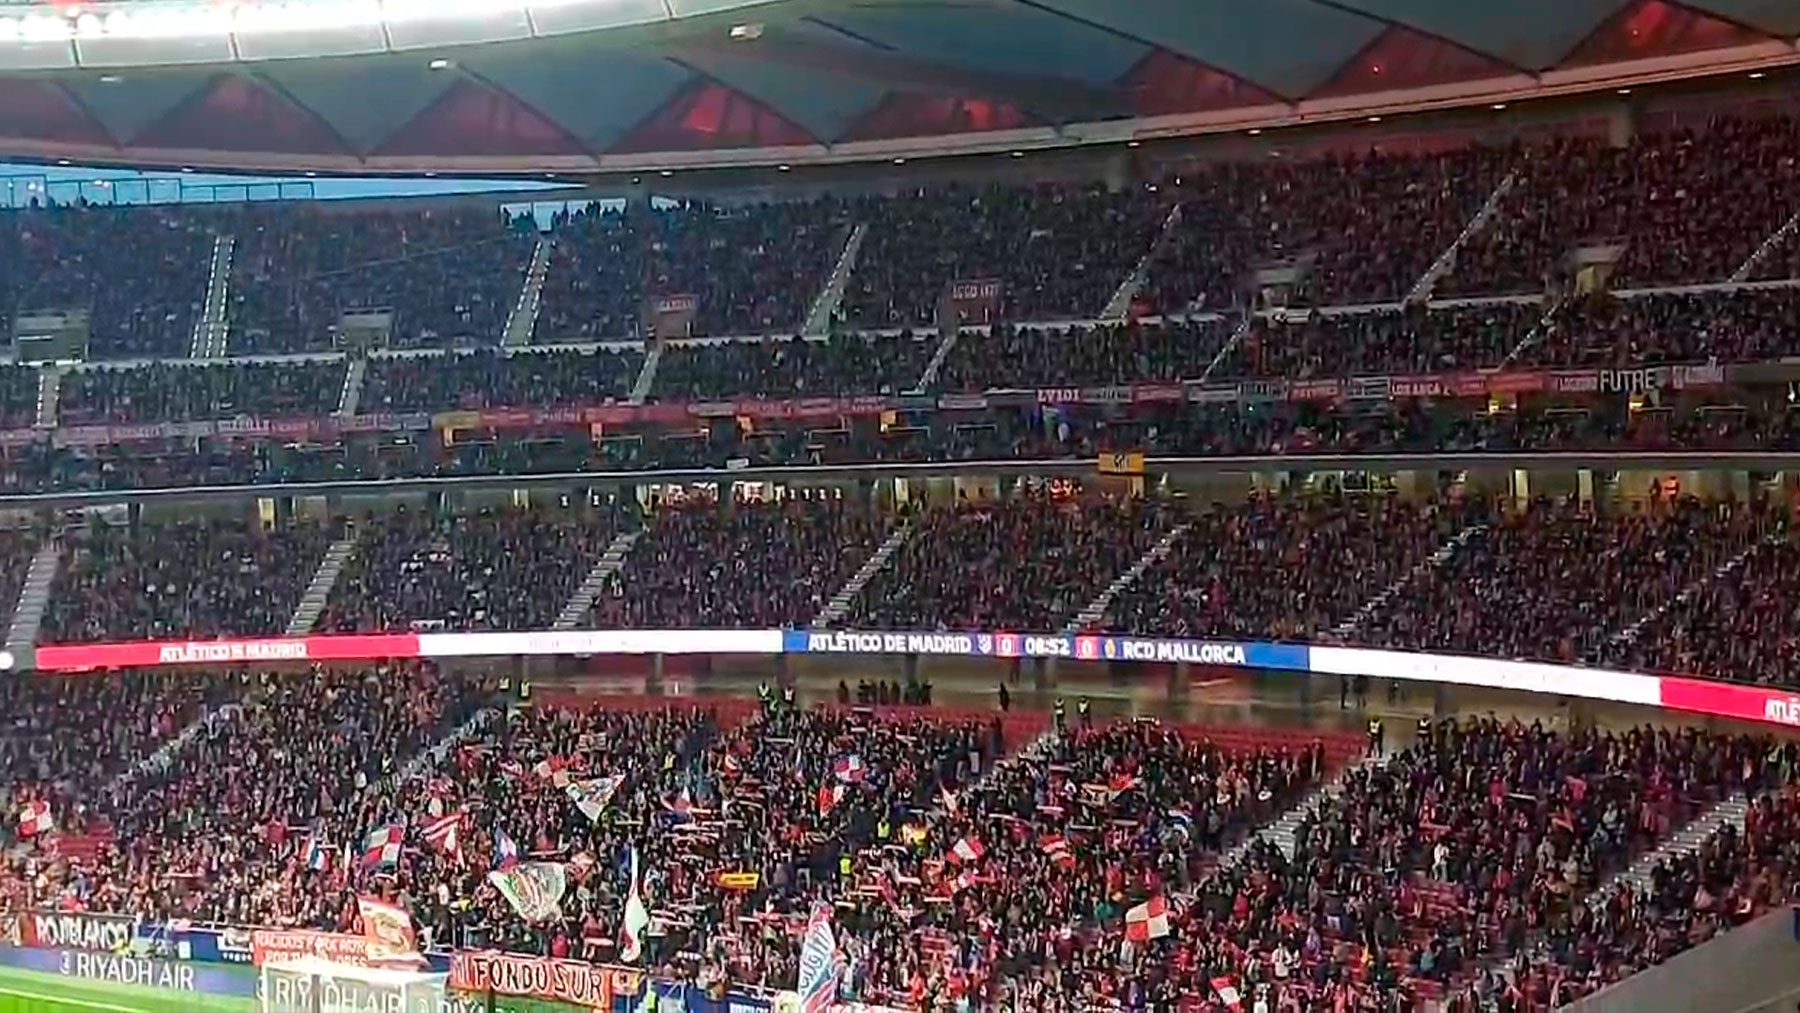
[{"xmin": 0, "ymin": 965, "xmax": 256, "ymax": 1013}]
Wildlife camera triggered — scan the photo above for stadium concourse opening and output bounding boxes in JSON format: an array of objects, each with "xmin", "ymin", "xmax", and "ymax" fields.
[{"xmin": 14, "ymin": 53, "xmax": 1800, "ymax": 1013}]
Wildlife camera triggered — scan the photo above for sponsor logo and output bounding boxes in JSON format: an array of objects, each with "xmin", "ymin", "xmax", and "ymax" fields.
[
  {"xmin": 1765, "ymin": 697, "xmax": 1800, "ymax": 726},
  {"xmin": 158, "ymin": 639, "xmax": 311, "ymax": 664},
  {"xmin": 61, "ymin": 950, "xmax": 196, "ymax": 992}
]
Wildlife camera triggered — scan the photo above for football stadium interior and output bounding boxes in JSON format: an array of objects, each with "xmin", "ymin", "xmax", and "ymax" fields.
[{"xmin": 5, "ymin": 0, "xmax": 1800, "ymax": 1011}]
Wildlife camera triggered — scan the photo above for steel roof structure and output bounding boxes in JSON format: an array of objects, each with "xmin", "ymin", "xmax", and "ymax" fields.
[{"xmin": 0, "ymin": 0, "xmax": 1795, "ymax": 175}]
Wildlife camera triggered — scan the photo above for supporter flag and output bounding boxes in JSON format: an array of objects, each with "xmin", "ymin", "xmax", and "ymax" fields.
[
  {"xmin": 16, "ymin": 801, "xmax": 52, "ymax": 838},
  {"xmin": 796, "ymin": 903, "xmax": 841, "ymax": 1013},
  {"xmin": 817, "ymin": 783, "xmax": 845, "ymax": 817},
  {"xmin": 620, "ymin": 845, "xmax": 651, "ymax": 962},
  {"xmin": 832, "ymin": 754, "xmax": 866, "ymax": 784},
  {"xmin": 534, "ymin": 756, "xmax": 572, "ymax": 789},
  {"xmin": 566, "ymin": 775, "xmax": 624, "ymax": 824},
  {"xmin": 1125, "ymin": 896, "xmax": 1171, "ymax": 943},
  {"xmin": 665, "ymin": 787, "xmax": 695, "ymax": 823},
  {"xmin": 492, "ymin": 827, "xmax": 521, "ymax": 871},
  {"xmin": 487, "ymin": 862, "xmax": 568, "ymax": 923},
  {"xmin": 361, "ymin": 825, "xmax": 404, "ymax": 868},
  {"xmin": 356, "ymin": 895, "xmax": 419, "ymax": 961},
  {"xmin": 939, "ymin": 786, "xmax": 959, "ymax": 816},
  {"xmin": 421, "ymin": 811, "xmax": 462, "ymax": 861},
  {"xmin": 949, "ymin": 836, "xmax": 985, "ymax": 864},
  {"xmin": 1039, "ymin": 834, "xmax": 1076, "ymax": 869},
  {"xmin": 568, "ymin": 851, "xmax": 597, "ymax": 882},
  {"xmin": 303, "ymin": 835, "xmax": 332, "ymax": 872},
  {"xmin": 1211, "ymin": 976, "xmax": 1243, "ymax": 1012}
]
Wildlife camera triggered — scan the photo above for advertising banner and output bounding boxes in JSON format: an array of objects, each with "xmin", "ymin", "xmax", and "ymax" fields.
[{"xmin": 0, "ymin": 944, "xmax": 258, "ymax": 998}]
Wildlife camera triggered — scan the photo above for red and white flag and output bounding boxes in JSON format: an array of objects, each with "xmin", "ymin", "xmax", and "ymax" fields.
[
  {"xmin": 817, "ymin": 783, "xmax": 845, "ymax": 817},
  {"xmin": 421, "ymin": 811, "xmax": 462, "ymax": 860},
  {"xmin": 949, "ymin": 836, "xmax": 984, "ymax": 864},
  {"xmin": 1125, "ymin": 896, "xmax": 1171, "ymax": 943},
  {"xmin": 1211, "ymin": 976, "xmax": 1243, "ymax": 1011},
  {"xmin": 16, "ymin": 801, "xmax": 51, "ymax": 838},
  {"xmin": 939, "ymin": 786, "xmax": 960, "ymax": 816}
]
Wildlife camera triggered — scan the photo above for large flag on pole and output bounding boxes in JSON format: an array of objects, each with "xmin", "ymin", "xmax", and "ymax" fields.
[
  {"xmin": 492, "ymin": 827, "xmax": 520, "ymax": 871},
  {"xmin": 619, "ymin": 845, "xmax": 651, "ymax": 962},
  {"xmin": 567, "ymin": 775, "xmax": 624, "ymax": 824},
  {"xmin": 796, "ymin": 903, "xmax": 840, "ymax": 1013},
  {"xmin": 487, "ymin": 862, "xmax": 568, "ymax": 923},
  {"xmin": 421, "ymin": 812, "xmax": 462, "ymax": 861}
]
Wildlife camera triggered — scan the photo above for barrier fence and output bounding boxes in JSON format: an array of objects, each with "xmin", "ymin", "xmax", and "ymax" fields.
[{"xmin": 16, "ymin": 625, "xmax": 1800, "ymax": 730}]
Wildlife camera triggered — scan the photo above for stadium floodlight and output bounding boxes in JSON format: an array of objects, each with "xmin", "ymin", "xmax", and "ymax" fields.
[{"xmin": 0, "ymin": 18, "xmax": 18, "ymax": 41}]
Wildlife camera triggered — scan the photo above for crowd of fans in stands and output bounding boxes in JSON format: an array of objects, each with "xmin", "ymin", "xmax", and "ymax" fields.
[
  {"xmin": 58, "ymin": 361, "xmax": 348, "ymax": 424},
  {"xmin": 360, "ymin": 347, "xmax": 645, "ymax": 414},
  {"xmin": 40, "ymin": 517, "xmax": 332, "ymax": 643}
]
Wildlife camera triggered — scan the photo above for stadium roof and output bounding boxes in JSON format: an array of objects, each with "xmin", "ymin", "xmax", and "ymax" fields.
[{"xmin": 0, "ymin": 0, "xmax": 1795, "ymax": 176}]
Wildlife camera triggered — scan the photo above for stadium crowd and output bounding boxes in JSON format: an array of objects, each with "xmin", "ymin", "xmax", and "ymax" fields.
[
  {"xmin": 40, "ymin": 518, "xmax": 333, "ymax": 643},
  {"xmin": 359, "ymin": 347, "xmax": 645, "ymax": 414}
]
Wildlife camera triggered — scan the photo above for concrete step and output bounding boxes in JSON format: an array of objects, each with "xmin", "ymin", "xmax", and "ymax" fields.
[
  {"xmin": 190, "ymin": 235, "xmax": 236, "ymax": 358},
  {"xmin": 286, "ymin": 538, "xmax": 356, "ymax": 636},
  {"xmin": 5, "ymin": 539, "xmax": 64, "ymax": 651},
  {"xmin": 804, "ymin": 223, "xmax": 867, "ymax": 338},
  {"xmin": 337, "ymin": 357, "xmax": 367, "ymax": 417},
  {"xmin": 1066, "ymin": 522, "xmax": 1190, "ymax": 632},
  {"xmin": 554, "ymin": 531, "xmax": 642, "ymax": 630},
  {"xmin": 815, "ymin": 523, "xmax": 912, "ymax": 627},
  {"xmin": 503, "ymin": 236, "xmax": 553, "ymax": 347}
]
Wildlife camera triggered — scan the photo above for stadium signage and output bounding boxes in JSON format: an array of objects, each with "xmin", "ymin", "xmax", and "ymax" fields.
[
  {"xmin": 159, "ymin": 638, "xmax": 311, "ymax": 664},
  {"xmin": 25, "ymin": 911, "xmax": 136, "ymax": 953},
  {"xmin": 0, "ymin": 944, "xmax": 258, "ymax": 997},
  {"xmin": 448, "ymin": 950, "xmax": 638, "ymax": 1008}
]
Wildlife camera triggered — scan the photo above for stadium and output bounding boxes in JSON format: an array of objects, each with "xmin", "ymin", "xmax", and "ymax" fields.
[{"xmin": 4, "ymin": 0, "xmax": 1800, "ymax": 1010}]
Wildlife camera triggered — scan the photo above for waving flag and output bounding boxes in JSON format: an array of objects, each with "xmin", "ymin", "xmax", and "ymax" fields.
[
  {"xmin": 356, "ymin": 896, "xmax": 419, "ymax": 961},
  {"xmin": 492, "ymin": 827, "xmax": 521, "ymax": 871},
  {"xmin": 361, "ymin": 825, "xmax": 404, "ymax": 868},
  {"xmin": 567, "ymin": 775, "xmax": 623, "ymax": 824},
  {"xmin": 796, "ymin": 904, "xmax": 840, "ymax": 1013},
  {"xmin": 939, "ymin": 786, "xmax": 960, "ymax": 816},
  {"xmin": 421, "ymin": 812, "xmax": 462, "ymax": 860},
  {"xmin": 1125, "ymin": 895, "xmax": 1171, "ymax": 943},
  {"xmin": 1211, "ymin": 976, "xmax": 1243, "ymax": 1012},
  {"xmin": 487, "ymin": 862, "xmax": 568, "ymax": 923},
  {"xmin": 832, "ymin": 754, "xmax": 866, "ymax": 784},
  {"xmin": 619, "ymin": 845, "xmax": 650, "ymax": 962},
  {"xmin": 303, "ymin": 835, "xmax": 332, "ymax": 872},
  {"xmin": 16, "ymin": 801, "xmax": 52, "ymax": 838},
  {"xmin": 949, "ymin": 836, "xmax": 985, "ymax": 864},
  {"xmin": 817, "ymin": 783, "xmax": 845, "ymax": 817},
  {"xmin": 533, "ymin": 756, "xmax": 572, "ymax": 789}
]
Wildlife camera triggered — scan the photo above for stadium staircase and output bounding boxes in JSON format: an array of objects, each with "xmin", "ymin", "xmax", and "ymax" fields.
[
  {"xmin": 1222, "ymin": 751, "xmax": 1392, "ymax": 867},
  {"xmin": 1588, "ymin": 791, "xmax": 1750, "ymax": 911},
  {"xmin": 813, "ymin": 522, "xmax": 912, "ymax": 627},
  {"xmin": 1595, "ymin": 535, "xmax": 1768, "ymax": 658},
  {"xmin": 1101, "ymin": 203, "xmax": 1184, "ymax": 320},
  {"xmin": 1331, "ymin": 524, "xmax": 1487, "ymax": 641},
  {"xmin": 910, "ymin": 326, "xmax": 958, "ymax": 394},
  {"xmin": 628, "ymin": 341, "xmax": 664, "ymax": 404},
  {"xmin": 502, "ymin": 236, "xmax": 553, "ymax": 347},
  {"xmin": 4, "ymin": 539, "xmax": 63, "ymax": 654},
  {"xmin": 285, "ymin": 538, "xmax": 356, "ymax": 636},
  {"xmin": 34, "ymin": 366, "xmax": 59, "ymax": 428},
  {"xmin": 553, "ymin": 531, "xmax": 641, "ymax": 630},
  {"xmin": 111, "ymin": 702, "xmax": 247, "ymax": 795},
  {"xmin": 189, "ymin": 235, "xmax": 235, "ymax": 358},
  {"xmin": 1064, "ymin": 522, "xmax": 1191, "ymax": 632},
  {"xmin": 337, "ymin": 357, "xmax": 367, "ymax": 417},
  {"xmin": 1405, "ymin": 169, "xmax": 1518, "ymax": 304},
  {"xmin": 1732, "ymin": 209, "xmax": 1800, "ymax": 283},
  {"xmin": 804, "ymin": 223, "xmax": 867, "ymax": 337},
  {"xmin": 1198, "ymin": 313, "xmax": 1253, "ymax": 383}
]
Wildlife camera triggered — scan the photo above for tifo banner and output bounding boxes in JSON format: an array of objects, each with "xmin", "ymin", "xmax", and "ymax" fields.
[
  {"xmin": 21, "ymin": 910, "xmax": 139, "ymax": 953},
  {"xmin": 250, "ymin": 928, "xmax": 405, "ymax": 969},
  {"xmin": 449, "ymin": 949, "xmax": 639, "ymax": 1008}
]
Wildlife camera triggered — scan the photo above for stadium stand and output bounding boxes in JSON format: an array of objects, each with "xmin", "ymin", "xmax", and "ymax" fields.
[
  {"xmin": 844, "ymin": 183, "xmax": 1166, "ymax": 327},
  {"xmin": 651, "ymin": 333, "xmax": 932, "ymax": 400},
  {"xmin": 40, "ymin": 517, "xmax": 333, "ymax": 642},
  {"xmin": 317, "ymin": 506, "xmax": 624, "ymax": 633},
  {"xmin": 359, "ymin": 347, "xmax": 645, "ymax": 413},
  {"xmin": 0, "ymin": 364, "xmax": 39, "ymax": 428},
  {"xmin": 0, "ymin": 205, "xmax": 214, "ymax": 359},
  {"xmin": 227, "ymin": 205, "xmax": 532, "ymax": 352},
  {"xmin": 58, "ymin": 360, "xmax": 349, "ymax": 424}
]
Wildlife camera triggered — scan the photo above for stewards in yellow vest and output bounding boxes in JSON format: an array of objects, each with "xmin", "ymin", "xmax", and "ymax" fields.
[{"xmin": 1367, "ymin": 717, "xmax": 1384, "ymax": 757}]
